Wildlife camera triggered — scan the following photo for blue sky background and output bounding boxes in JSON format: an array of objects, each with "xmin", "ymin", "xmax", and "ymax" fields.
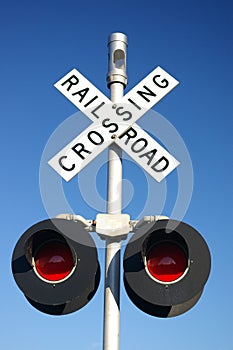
[{"xmin": 1, "ymin": 1, "xmax": 233, "ymax": 349}]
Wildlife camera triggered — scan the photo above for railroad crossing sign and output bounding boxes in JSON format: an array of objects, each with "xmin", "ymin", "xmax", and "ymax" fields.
[
  {"xmin": 48, "ymin": 67, "xmax": 180, "ymax": 182},
  {"xmin": 12, "ymin": 34, "xmax": 211, "ymax": 350}
]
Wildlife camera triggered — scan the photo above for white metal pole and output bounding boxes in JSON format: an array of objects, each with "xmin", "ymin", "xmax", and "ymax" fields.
[{"xmin": 103, "ymin": 33, "xmax": 128, "ymax": 350}]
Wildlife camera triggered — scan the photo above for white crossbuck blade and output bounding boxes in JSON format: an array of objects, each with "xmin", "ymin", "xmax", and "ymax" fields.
[{"xmin": 48, "ymin": 67, "xmax": 180, "ymax": 182}]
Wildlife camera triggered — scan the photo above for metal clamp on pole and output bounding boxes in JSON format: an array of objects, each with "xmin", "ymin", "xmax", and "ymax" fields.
[{"xmin": 96, "ymin": 213, "xmax": 130, "ymax": 240}]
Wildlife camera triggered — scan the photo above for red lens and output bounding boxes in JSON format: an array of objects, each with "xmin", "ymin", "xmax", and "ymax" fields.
[
  {"xmin": 34, "ymin": 241, "xmax": 74, "ymax": 282},
  {"xmin": 146, "ymin": 242, "xmax": 188, "ymax": 283}
]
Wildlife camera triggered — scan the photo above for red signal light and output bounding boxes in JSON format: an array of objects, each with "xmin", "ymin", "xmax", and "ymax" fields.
[
  {"xmin": 34, "ymin": 240, "xmax": 75, "ymax": 282},
  {"xmin": 124, "ymin": 219, "xmax": 211, "ymax": 317},
  {"xmin": 12, "ymin": 219, "xmax": 101, "ymax": 315},
  {"xmin": 146, "ymin": 242, "xmax": 188, "ymax": 283}
]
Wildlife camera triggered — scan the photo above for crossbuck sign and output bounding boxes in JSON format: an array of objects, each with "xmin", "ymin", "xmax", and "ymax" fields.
[{"xmin": 48, "ymin": 67, "xmax": 180, "ymax": 182}]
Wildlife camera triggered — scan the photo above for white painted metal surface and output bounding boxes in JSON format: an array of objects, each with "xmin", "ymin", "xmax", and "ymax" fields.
[
  {"xmin": 54, "ymin": 68, "xmax": 109, "ymax": 122},
  {"xmin": 50, "ymin": 62, "xmax": 179, "ymax": 182},
  {"xmin": 103, "ymin": 32, "xmax": 127, "ymax": 350},
  {"xmin": 96, "ymin": 214, "xmax": 130, "ymax": 237},
  {"xmin": 116, "ymin": 123, "xmax": 180, "ymax": 182}
]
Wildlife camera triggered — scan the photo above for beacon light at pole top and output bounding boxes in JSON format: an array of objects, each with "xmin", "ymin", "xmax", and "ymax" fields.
[
  {"xmin": 12, "ymin": 218, "xmax": 100, "ymax": 316},
  {"xmin": 123, "ymin": 218, "xmax": 211, "ymax": 318},
  {"xmin": 107, "ymin": 32, "xmax": 128, "ymax": 88}
]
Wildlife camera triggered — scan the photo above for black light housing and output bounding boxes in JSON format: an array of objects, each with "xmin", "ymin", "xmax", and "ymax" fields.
[
  {"xmin": 12, "ymin": 218, "xmax": 100, "ymax": 315},
  {"xmin": 123, "ymin": 219, "xmax": 211, "ymax": 318}
]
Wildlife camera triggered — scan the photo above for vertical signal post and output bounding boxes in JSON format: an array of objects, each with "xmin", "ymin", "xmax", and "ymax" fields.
[{"xmin": 103, "ymin": 33, "xmax": 128, "ymax": 350}]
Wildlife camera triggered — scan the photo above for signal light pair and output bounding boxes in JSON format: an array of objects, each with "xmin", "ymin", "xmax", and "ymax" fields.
[{"xmin": 12, "ymin": 217, "xmax": 211, "ymax": 317}]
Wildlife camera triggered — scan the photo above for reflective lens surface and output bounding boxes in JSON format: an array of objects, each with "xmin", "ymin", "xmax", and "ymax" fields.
[
  {"xmin": 34, "ymin": 241, "xmax": 74, "ymax": 282},
  {"xmin": 147, "ymin": 242, "xmax": 188, "ymax": 283}
]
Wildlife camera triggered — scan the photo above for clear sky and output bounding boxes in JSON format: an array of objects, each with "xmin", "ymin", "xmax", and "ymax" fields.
[{"xmin": 1, "ymin": 1, "xmax": 233, "ymax": 349}]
